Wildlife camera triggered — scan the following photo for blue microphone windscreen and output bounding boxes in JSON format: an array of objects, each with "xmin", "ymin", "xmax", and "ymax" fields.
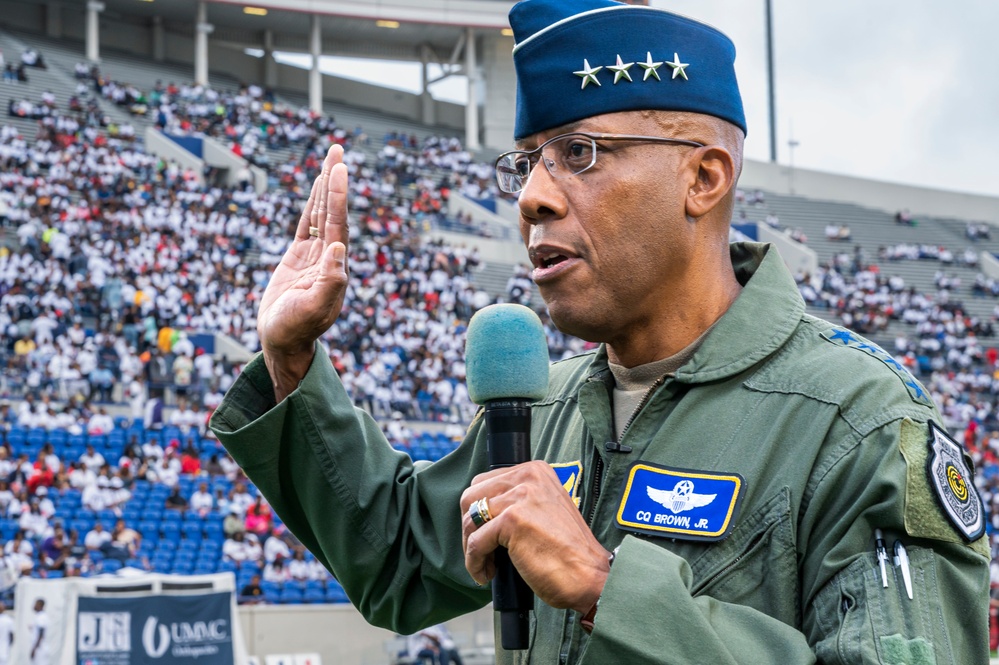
[{"xmin": 466, "ymin": 304, "xmax": 550, "ymax": 404}]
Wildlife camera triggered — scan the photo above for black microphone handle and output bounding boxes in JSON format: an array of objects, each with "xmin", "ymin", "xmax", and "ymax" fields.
[{"xmin": 484, "ymin": 399, "xmax": 535, "ymax": 651}]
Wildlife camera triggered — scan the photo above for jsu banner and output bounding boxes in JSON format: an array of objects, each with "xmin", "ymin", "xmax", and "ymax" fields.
[{"xmin": 77, "ymin": 591, "xmax": 234, "ymax": 664}]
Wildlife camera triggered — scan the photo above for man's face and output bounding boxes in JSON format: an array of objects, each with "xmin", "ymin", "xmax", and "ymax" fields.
[{"xmin": 517, "ymin": 111, "xmax": 699, "ymax": 344}]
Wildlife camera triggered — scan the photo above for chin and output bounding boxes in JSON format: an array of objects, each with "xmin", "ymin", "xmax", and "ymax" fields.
[{"xmin": 545, "ymin": 303, "xmax": 609, "ymax": 345}]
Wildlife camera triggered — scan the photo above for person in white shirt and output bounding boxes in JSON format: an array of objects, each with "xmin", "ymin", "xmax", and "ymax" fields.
[
  {"xmin": 68, "ymin": 463, "xmax": 96, "ymax": 489},
  {"xmin": 230, "ymin": 483, "xmax": 254, "ymax": 516},
  {"xmin": 29, "ymin": 598, "xmax": 48, "ymax": 665},
  {"xmin": 221, "ymin": 531, "xmax": 252, "ymax": 563},
  {"xmin": 189, "ymin": 482, "xmax": 213, "ymax": 517},
  {"xmin": 81, "ymin": 478, "xmax": 107, "ymax": 511},
  {"xmin": 34, "ymin": 487, "xmax": 54, "ymax": 519},
  {"xmin": 262, "ymin": 558, "xmax": 291, "ymax": 583},
  {"xmin": 84, "ymin": 523, "xmax": 112, "ymax": 552},
  {"xmin": 78, "ymin": 445, "xmax": 105, "ymax": 472},
  {"xmin": 263, "ymin": 530, "xmax": 291, "ymax": 564},
  {"xmin": 0, "ymin": 601, "xmax": 13, "ymax": 665},
  {"xmin": 286, "ymin": 548, "xmax": 309, "ymax": 581},
  {"xmin": 141, "ymin": 439, "xmax": 164, "ymax": 463}
]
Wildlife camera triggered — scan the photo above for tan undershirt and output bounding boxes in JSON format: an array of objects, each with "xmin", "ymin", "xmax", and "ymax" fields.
[{"xmin": 607, "ymin": 325, "xmax": 714, "ymax": 441}]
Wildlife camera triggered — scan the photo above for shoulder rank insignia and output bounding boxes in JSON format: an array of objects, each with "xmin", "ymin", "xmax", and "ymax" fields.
[
  {"xmin": 551, "ymin": 461, "xmax": 582, "ymax": 507},
  {"xmin": 926, "ymin": 421, "xmax": 984, "ymax": 541},
  {"xmin": 616, "ymin": 462, "xmax": 744, "ymax": 542},
  {"xmin": 820, "ymin": 327, "xmax": 935, "ymax": 408}
]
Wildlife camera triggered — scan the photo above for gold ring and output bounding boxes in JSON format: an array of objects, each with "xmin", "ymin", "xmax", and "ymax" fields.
[
  {"xmin": 308, "ymin": 226, "xmax": 320, "ymax": 237},
  {"xmin": 469, "ymin": 497, "xmax": 492, "ymax": 528}
]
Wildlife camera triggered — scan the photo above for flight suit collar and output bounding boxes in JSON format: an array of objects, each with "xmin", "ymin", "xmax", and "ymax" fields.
[{"xmin": 581, "ymin": 242, "xmax": 803, "ymax": 385}]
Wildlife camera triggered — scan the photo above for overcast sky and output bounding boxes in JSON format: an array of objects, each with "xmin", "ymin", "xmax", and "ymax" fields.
[{"xmin": 282, "ymin": 0, "xmax": 999, "ymax": 198}]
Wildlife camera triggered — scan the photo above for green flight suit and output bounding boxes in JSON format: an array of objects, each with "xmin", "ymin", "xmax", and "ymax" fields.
[{"xmin": 211, "ymin": 241, "xmax": 989, "ymax": 664}]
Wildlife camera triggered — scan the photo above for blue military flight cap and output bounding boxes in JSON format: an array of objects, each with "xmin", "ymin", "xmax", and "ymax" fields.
[{"xmin": 509, "ymin": 0, "xmax": 747, "ymax": 140}]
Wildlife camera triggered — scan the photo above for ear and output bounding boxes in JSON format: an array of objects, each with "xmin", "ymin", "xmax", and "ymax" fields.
[{"xmin": 684, "ymin": 146, "xmax": 736, "ymax": 220}]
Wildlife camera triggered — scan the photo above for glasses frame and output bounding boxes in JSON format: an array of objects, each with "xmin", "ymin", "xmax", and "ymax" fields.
[{"xmin": 495, "ymin": 132, "xmax": 706, "ymax": 194}]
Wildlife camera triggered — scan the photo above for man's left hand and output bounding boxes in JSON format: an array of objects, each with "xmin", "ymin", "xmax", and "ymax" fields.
[{"xmin": 460, "ymin": 460, "xmax": 611, "ymax": 614}]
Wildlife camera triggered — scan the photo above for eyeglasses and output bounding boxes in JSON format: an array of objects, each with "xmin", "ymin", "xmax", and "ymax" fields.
[{"xmin": 494, "ymin": 132, "xmax": 705, "ymax": 194}]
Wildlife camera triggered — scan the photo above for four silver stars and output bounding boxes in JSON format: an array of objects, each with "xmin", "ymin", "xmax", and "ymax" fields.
[{"xmin": 574, "ymin": 52, "xmax": 689, "ymax": 89}]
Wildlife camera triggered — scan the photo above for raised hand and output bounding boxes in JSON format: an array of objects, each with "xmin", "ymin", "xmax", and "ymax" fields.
[{"xmin": 257, "ymin": 144, "xmax": 350, "ymax": 401}]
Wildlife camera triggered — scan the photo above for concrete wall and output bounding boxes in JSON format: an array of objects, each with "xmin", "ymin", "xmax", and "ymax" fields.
[
  {"xmin": 756, "ymin": 224, "xmax": 818, "ymax": 276},
  {"xmin": 480, "ymin": 32, "xmax": 517, "ymax": 149},
  {"xmin": 980, "ymin": 251, "xmax": 999, "ymax": 281},
  {"xmin": 740, "ymin": 158, "xmax": 999, "ymax": 225},
  {"xmin": 238, "ymin": 603, "xmax": 495, "ymax": 665},
  {"xmin": 144, "ymin": 126, "xmax": 206, "ymax": 185}
]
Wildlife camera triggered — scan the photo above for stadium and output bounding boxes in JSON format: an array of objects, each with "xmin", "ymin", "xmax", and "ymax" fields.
[{"xmin": 0, "ymin": 0, "xmax": 996, "ymax": 663}]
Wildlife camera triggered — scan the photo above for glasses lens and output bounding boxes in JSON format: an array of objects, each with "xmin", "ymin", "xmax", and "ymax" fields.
[
  {"xmin": 496, "ymin": 153, "xmax": 528, "ymax": 193},
  {"xmin": 547, "ymin": 135, "xmax": 596, "ymax": 176}
]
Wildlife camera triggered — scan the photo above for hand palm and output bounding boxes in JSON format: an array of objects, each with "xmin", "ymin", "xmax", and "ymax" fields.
[{"xmin": 257, "ymin": 146, "xmax": 351, "ymax": 357}]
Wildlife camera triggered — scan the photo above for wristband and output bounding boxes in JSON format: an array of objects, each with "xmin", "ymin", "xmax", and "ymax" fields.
[{"xmin": 580, "ymin": 547, "xmax": 618, "ymax": 634}]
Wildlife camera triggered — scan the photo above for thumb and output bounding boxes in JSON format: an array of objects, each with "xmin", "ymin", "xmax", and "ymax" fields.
[{"xmin": 316, "ymin": 241, "xmax": 348, "ymax": 293}]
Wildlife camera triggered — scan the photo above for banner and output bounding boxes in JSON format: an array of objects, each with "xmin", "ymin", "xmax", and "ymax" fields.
[{"xmin": 77, "ymin": 592, "xmax": 234, "ymax": 665}]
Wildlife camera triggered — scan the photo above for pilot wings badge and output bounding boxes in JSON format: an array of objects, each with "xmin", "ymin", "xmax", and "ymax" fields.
[{"xmin": 647, "ymin": 480, "xmax": 716, "ymax": 514}]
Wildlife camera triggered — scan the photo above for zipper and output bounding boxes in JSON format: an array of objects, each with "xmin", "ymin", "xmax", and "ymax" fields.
[{"xmin": 585, "ymin": 375, "xmax": 668, "ymax": 526}]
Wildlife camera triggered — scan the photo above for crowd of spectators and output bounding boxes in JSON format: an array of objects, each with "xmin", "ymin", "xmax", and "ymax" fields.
[{"xmin": 4, "ymin": 46, "xmax": 999, "ymax": 602}]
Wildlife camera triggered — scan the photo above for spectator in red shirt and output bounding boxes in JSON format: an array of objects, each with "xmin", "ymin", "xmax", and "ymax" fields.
[{"xmin": 180, "ymin": 445, "xmax": 201, "ymax": 476}]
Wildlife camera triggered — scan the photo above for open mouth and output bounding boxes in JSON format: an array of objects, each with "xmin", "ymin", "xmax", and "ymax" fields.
[{"xmin": 540, "ymin": 254, "xmax": 569, "ymax": 269}]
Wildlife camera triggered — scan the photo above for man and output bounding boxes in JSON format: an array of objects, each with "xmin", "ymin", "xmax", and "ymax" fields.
[
  {"xmin": 211, "ymin": 0, "xmax": 989, "ymax": 663},
  {"xmin": 28, "ymin": 598, "xmax": 47, "ymax": 665},
  {"xmin": 0, "ymin": 600, "xmax": 12, "ymax": 665}
]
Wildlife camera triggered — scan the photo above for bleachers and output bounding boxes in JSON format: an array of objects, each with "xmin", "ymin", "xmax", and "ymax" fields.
[{"xmin": 0, "ymin": 418, "xmax": 460, "ymax": 601}]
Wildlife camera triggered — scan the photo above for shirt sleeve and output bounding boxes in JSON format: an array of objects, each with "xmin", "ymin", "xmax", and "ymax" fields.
[
  {"xmin": 209, "ymin": 346, "xmax": 492, "ymax": 634},
  {"xmin": 580, "ymin": 418, "xmax": 990, "ymax": 665}
]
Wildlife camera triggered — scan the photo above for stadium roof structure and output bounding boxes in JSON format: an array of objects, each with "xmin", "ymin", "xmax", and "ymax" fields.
[{"xmin": 66, "ymin": 0, "xmax": 516, "ymax": 61}]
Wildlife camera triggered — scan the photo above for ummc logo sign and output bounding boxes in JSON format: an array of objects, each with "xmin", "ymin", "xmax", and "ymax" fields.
[{"xmin": 142, "ymin": 617, "xmax": 229, "ymax": 659}]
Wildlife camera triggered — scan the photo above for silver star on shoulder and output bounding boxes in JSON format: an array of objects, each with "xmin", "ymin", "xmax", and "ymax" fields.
[
  {"xmin": 637, "ymin": 51, "xmax": 663, "ymax": 81},
  {"xmin": 573, "ymin": 59, "xmax": 603, "ymax": 90},
  {"xmin": 665, "ymin": 52, "xmax": 689, "ymax": 80},
  {"xmin": 607, "ymin": 54, "xmax": 634, "ymax": 84}
]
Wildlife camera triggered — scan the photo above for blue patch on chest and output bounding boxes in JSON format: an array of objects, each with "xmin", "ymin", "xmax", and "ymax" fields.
[
  {"xmin": 820, "ymin": 327, "xmax": 935, "ymax": 408},
  {"xmin": 616, "ymin": 462, "xmax": 745, "ymax": 542},
  {"xmin": 551, "ymin": 461, "xmax": 582, "ymax": 507}
]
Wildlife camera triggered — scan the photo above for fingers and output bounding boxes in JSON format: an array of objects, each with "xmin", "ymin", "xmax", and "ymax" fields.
[
  {"xmin": 316, "ymin": 145, "xmax": 345, "ymax": 242},
  {"xmin": 294, "ymin": 175, "xmax": 322, "ymax": 241},
  {"xmin": 325, "ymin": 162, "xmax": 349, "ymax": 248}
]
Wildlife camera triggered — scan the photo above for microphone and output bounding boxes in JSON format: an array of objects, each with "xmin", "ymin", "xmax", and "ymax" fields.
[{"xmin": 465, "ymin": 303, "xmax": 549, "ymax": 651}]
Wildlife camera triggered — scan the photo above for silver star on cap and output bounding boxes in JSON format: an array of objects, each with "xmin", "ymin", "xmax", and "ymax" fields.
[
  {"xmin": 637, "ymin": 51, "xmax": 663, "ymax": 81},
  {"xmin": 665, "ymin": 52, "xmax": 689, "ymax": 81},
  {"xmin": 607, "ymin": 55, "xmax": 634, "ymax": 84},
  {"xmin": 573, "ymin": 59, "xmax": 603, "ymax": 90}
]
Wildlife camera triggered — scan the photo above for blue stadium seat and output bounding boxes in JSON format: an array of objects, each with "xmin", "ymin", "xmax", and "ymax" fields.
[
  {"xmin": 304, "ymin": 589, "xmax": 326, "ymax": 603},
  {"xmin": 160, "ymin": 522, "xmax": 181, "ymax": 541},
  {"xmin": 325, "ymin": 584, "xmax": 348, "ymax": 603},
  {"xmin": 182, "ymin": 522, "xmax": 203, "ymax": 542},
  {"xmin": 102, "ymin": 559, "xmax": 123, "ymax": 573}
]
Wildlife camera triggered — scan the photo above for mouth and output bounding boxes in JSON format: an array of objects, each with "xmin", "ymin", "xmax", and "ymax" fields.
[{"xmin": 528, "ymin": 245, "xmax": 580, "ymax": 283}]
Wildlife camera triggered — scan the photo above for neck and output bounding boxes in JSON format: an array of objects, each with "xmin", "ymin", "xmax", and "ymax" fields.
[{"xmin": 607, "ymin": 252, "xmax": 742, "ymax": 368}]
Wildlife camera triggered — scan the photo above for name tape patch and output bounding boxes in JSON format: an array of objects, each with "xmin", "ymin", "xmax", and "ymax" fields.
[
  {"xmin": 551, "ymin": 461, "xmax": 582, "ymax": 507},
  {"xmin": 927, "ymin": 421, "xmax": 984, "ymax": 541},
  {"xmin": 616, "ymin": 462, "xmax": 744, "ymax": 542}
]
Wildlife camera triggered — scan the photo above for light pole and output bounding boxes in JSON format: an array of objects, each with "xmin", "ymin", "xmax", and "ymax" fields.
[{"xmin": 765, "ymin": 0, "xmax": 777, "ymax": 163}]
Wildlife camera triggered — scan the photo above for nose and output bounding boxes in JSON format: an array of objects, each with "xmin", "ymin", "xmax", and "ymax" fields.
[{"xmin": 517, "ymin": 158, "xmax": 569, "ymax": 229}]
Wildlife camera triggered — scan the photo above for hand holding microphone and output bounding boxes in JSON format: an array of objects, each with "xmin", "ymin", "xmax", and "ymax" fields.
[{"xmin": 462, "ymin": 304, "xmax": 611, "ymax": 649}]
